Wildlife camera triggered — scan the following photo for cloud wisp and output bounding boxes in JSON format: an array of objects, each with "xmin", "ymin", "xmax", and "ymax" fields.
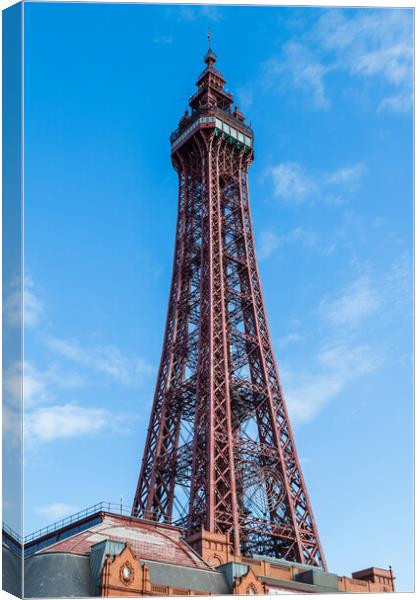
[
  {"xmin": 268, "ymin": 162, "xmax": 315, "ymax": 203},
  {"xmin": 4, "ymin": 275, "xmax": 45, "ymax": 329},
  {"xmin": 35, "ymin": 503, "xmax": 79, "ymax": 521},
  {"xmin": 259, "ymin": 227, "xmax": 318, "ymax": 260},
  {"xmin": 263, "ymin": 41, "xmax": 330, "ymax": 110},
  {"xmin": 257, "ymin": 9, "xmax": 413, "ymax": 114},
  {"xmin": 17, "ymin": 276, "xmax": 154, "ymax": 449},
  {"xmin": 278, "ymin": 255, "xmax": 411, "ymax": 424},
  {"xmin": 175, "ymin": 4, "xmax": 222, "ymax": 23},
  {"xmin": 265, "ymin": 160, "xmax": 365, "ymax": 205},
  {"xmin": 21, "ymin": 337, "xmax": 153, "ymax": 449},
  {"xmin": 319, "ymin": 275, "xmax": 380, "ymax": 327},
  {"xmin": 25, "ymin": 403, "xmax": 123, "ymax": 446},
  {"xmin": 20, "ymin": 358, "xmax": 138, "ymax": 449},
  {"xmin": 278, "ymin": 333, "xmax": 303, "ymax": 348},
  {"xmin": 325, "ymin": 162, "xmax": 366, "ymax": 185},
  {"xmin": 317, "ymin": 9, "xmax": 413, "ymax": 114},
  {"xmin": 283, "ymin": 340, "xmax": 383, "ymax": 424},
  {"xmin": 4, "ymin": 361, "xmax": 83, "ymax": 414},
  {"xmin": 46, "ymin": 337, "xmax": 154, "ymax": 386}
]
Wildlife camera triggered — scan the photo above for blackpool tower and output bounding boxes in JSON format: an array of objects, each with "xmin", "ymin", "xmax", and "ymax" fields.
[{"xmin": 132, "ymin": 47, "xmax": 326, "ymax": 569}]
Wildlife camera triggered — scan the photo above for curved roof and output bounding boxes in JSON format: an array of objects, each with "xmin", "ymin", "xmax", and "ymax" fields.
[{"xmin": 36, "ymin": 512, "xmax": 209, "ymax": 570}]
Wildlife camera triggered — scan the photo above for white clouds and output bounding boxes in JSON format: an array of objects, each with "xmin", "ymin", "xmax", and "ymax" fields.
[
  {"xmin": 321, "ymin": 244, "xmax": 336, "ymax": 256},
  {"xmin": 2, "ymin": 405, "xmax": 22, "ymax": 447},
  {"xmin": 13, "ymin": 276, "xmax": 155, "ymax": 449},
  {"xmin": 261, "ymin": 10, "xmax": 412, "ymax": 113},
  {"xmin": 3, "ymin": 361, "xmax": 23, "ymax": 446},
  {"xmin": 284, "ymin": 370, "xmax": 343, "ymax": 424},
  {"xmin": 36, "ymin": 503, "xmax": 79, "ymax": 521},
  {"xmin": 3, "ymin": 275, "xmax": 45, "ymax": 329},
  {"xmin": 262, "ymin": 254, "xmax": 396, "ymax": 428},
  {"xmin": 25, "ymin": 403, "xmax": 115, "ymax": 445},
  {"xmin": 279, "ymin": 333, "xmax": 303, "ymax": 348},
  {"xmin": 200, "ymin": 5, "xmax": 222, "ymax": 22},
  {"xmin": 283, "ymin": 253, "xmax": 411, "ymax": 425},
  {"xmin": 282, "ymin": 252, "xmax": 411, "ymax": 424},
  {"xmin": 280, "ymin": 258, "xmax": 408, "ymax": 424},
  {"xmin": 3, "ymin": 277, "xmax": 22, "ymax": 328},
  {"xmin": 284, "ymin": 341, "xmax": 382, "ymax": 424},
  {"xmin": 2, "ymin": 361, "xmax": 84, "ymax": 410},
  {"xmin": 25, "ymin": 363, "xmax": 83, "ymax": 408},
  {"xmin": 317, "ymin": 341, "xmax": 381, "ymax": 376},
  {"xmin": 21, "ymin": 357, "xmax": 138, "ymax": 448},
  {"xmin": 264, "ymin": 42, "xmax": 330, "ymax": 110},
  {"xmin": 177, "ymin": 5, "xmax": 222, "ymax": 23},
  {"xmin": 259, "ymin": 231, "xmax": 281, "ymax": 260},
  {"xmin": 177, "ymin": 6, "xmax": 197, "ymax": 21},
  {"xmin": 259, "ymin": 227, "xmax": 317, "ymax": 260},
  {"xmin": 354, "ymin": 43, "xmax": 410, "ymax": 84},
  {"xmin": 17, "ymin": 360, "xmax": 125, "ymax": 447},
  {"xmin": 285, "ymin": 228, "xmax": 318, "ymax": 247},
  {"xmin": 266, "ymin": 161, "xmax": 365, "ymax": 205},
  {"xmin": 47, "ymin": 337, "xmax": 154, "ymax": 385},
  {"xmin": 25, "ymin": 280, "xmax": 45, "ymax": 327},
  {"xmin": 237, "ymin": 87, "xmax": 253, "ymax": 111},
  {"xmin": 269, "ymin": 162, "xmax": 315, "ymax": 202},
  {"xmin": 3, "ymin": 360, "xmax": 87, "ymax": 446},
  {"xmin": 23, "ymin": 363, "xmax": 48, "ymax": 407},
  {"xmin": 318, "ymin": 10, "xmax": 412, "ymax": 113},
  {"xmin": 319, "ymin": 276, "xmax": 380, "ymax": 326},
  {"xmin": 325, "ymin": 162, "xmax": 366, "ymax": 185},
  {"xmin": 378, "ymin": 94, "xmax": 412, "ymax": 114},
  {"xmin": 318, "ymin": 10, "xmax": 412, "ymax": 81},
  {"xmin": 4, "ymin": 362, "xmax": 23, "ymax": 409}
]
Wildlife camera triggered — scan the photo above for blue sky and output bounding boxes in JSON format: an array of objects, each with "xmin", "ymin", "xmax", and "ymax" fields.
[{"xmin": 19, "ymin": 2, "xmax": 413, "ymax": 591}]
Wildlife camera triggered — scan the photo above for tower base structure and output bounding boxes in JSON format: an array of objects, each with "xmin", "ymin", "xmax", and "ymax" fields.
[{"xmin": 3, "ymin": 505, "xmax": 395, "ymax": 597}]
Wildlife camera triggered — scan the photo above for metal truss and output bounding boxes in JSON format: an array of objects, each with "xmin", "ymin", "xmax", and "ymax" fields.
[{"xmin": 132, "ymin": 50, "xmax": 326, "ymax": 570}]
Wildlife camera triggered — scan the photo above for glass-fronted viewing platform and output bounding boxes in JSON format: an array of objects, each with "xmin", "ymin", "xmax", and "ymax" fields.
[{"xmin": 170, "ymin": 109, "xmax": 253, "ymax": 153}]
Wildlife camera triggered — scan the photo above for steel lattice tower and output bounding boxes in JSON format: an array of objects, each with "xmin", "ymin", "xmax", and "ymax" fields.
[{"xmin": 132, "ymin": 48, "xmax": 326, "ymax": 569}]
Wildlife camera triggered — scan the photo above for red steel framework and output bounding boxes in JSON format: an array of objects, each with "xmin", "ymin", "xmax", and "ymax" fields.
[{"xmin": 132, "ymin": 48, "xmax": 326, "ymax": 569}]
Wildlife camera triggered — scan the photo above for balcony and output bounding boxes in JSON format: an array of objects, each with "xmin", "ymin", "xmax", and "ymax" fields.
[{"xmin": 170, "ymin": 107, "xmax": 253, "ymax": 146}]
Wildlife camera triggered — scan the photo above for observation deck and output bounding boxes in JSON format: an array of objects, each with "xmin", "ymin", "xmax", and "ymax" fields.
[{"xmin": 170, "ymin": 107, "xmax": 253, "ymax": 153}]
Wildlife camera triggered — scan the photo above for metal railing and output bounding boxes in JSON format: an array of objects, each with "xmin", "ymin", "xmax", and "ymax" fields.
[
  {"xmin": 24, "ymin": 501, "xmax": 134, "ymax": 544},
  {"xmin": 2, "ymin": 522, "xmax": 23, "ymax": 544},
  {"xmin": 213, "ymin": 107, "xmax": 253, "ymax": 135},
  {"xmin": 170, "ymin": 106, "xmax": 253, "ymax": 144},
  {"xmin": 196, "ymin": 64, "xmax": 226, "ymax": 83}
]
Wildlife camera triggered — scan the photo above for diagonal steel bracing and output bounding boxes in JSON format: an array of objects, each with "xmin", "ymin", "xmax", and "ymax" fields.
[{"xmin": 132, "ymin": 48, "xmax": 326, "ymax": 569}]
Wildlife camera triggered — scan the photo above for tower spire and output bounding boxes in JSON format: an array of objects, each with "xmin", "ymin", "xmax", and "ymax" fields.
[{"xmin": 204, "ymin": 28, "xmax": 217, "ymax": 69}]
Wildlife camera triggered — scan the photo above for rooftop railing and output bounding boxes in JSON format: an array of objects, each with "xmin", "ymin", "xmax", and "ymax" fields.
[
  {"xmin": 2, "ymin": 522, "xmax": 23, "ymax": 544},
  {"xmin": 24, "ymin": 501, "xmax": 134, "ymax": 544},
  {"xmin": 23, "ymin": 501, "xmax": 184, "ymax": 546}
]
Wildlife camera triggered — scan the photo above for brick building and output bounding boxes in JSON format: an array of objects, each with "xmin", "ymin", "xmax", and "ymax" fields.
[{"xmin": 2, "ymin": 506, "xmax": 395, "ymax": 596}]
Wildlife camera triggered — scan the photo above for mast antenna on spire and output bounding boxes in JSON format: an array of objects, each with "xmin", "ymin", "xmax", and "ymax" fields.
[{"xmin": 208, "ymin": 29, "xmax": 211, "ymax": 50}]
